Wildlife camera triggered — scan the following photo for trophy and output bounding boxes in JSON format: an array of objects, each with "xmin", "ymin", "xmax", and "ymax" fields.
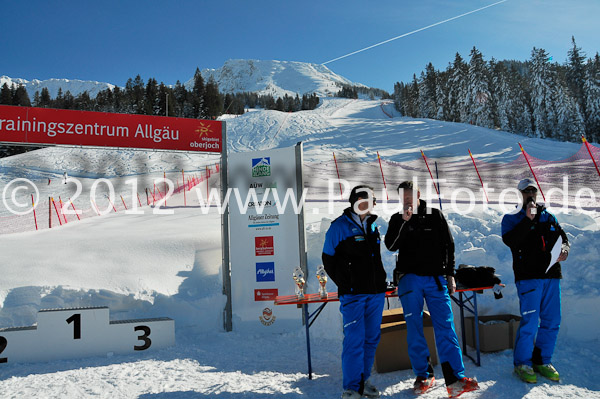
[
  {"xmin": 293, "ymin": 266, "xmax": 305, "ymax": 300},
  {"xmin": 316, "ymin": 265, "xmax": 328, "ymax": 299}
]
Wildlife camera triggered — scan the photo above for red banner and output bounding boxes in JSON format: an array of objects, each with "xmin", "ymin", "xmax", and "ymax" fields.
[{"xmin": 0, "ymin": 105, "xmax": 222, "ymax": 152}]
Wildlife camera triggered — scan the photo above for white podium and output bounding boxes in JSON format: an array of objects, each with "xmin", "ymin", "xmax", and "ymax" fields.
[{"xmin": 0, "ymin": 306, "xmax": 174, "ymax": 364}]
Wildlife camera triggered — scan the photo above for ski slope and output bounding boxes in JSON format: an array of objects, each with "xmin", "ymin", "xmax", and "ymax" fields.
[{"xmin": 0, "ymin": 99, "xmax": 599, "ymax": 398}]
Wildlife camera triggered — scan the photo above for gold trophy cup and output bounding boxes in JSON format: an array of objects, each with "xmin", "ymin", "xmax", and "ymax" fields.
[
  {"xmin": 293, "ymin": 266, "xmax": 305, "ymax": 300},
  {"xmin": 316, "ymin": 265, "xmax": 328, "ymax": 299}
]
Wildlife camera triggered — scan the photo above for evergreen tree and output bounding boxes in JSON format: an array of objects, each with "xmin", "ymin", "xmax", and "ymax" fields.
[
  {"xmin": 13, "ymin": 85, "xmax": 31, "ymax": 106},
  {"xmin": 75, "ymin": 91, "xmax": 92, "ymax": 110},
  {"xmin": 406, "ymin": 74, "xmax": 419, "ymax": 118},
  {"xmin": 173, "ymin": 80, "xmax": 188, "ymax": 117},
  {"xmin": 191, "ymin": 68, "xmax": 206, "ymax": 118},
  {"xmin": 39, "ymin": 87, "xmax": 51, "ymax": 107},
  {"xmin": 553, "ymin": 83, "xmax": 585, "ymax": 141},
  {"xmin": 293, "ymin": 94, "xmax": 301, "ymax": 112},
  {"xmin": 466, "ymin": 47, "xmax": 493, "ymax": 128},
  {"xmin": 393, "ymin": 82, "xmax": 403, "ymax": 114},
  {"xmin": 584, "ymin": 57, "xmax": 600, "ymax": 142},
  {"xmin": 435, "ymin": 72, "xmax": 449, "ymax": 120},
  {"xmin": 62, "ymin": 90, "xmax": 75, "ymax": 109},
  {"xmin": 493, "ymin": 62, "xmax": 512, "ymax": 132},
  {"xmin": 418, "ymin": 64, "xmax": 437, "ymax": 118},
  {"xmin": 566, "ymin": 36, "xmax": 587, "ymax": 124},
  {"xmin": 447, "ymin": 53, "xmax": 468, "ymax": 122},
  {"xmin": 203, "ymin": 77, "xmax": 222, "ymax": 119},
  {"xmin": 529, "ymin": 47, "xmax": 554, "ymax": 138},
  {"xmin": 112, "ymin": 86, "xmax": 123, "ymax": 113},
  {"xmin": 129, "ymin": 75, "xmax": 146, "ymax": 114},
  {"xmin": 509, "ymin": 67, "xmax": 534, "ymax": 136},
  {"xmin": 0, "ymin": 83, "xmax": 13, "ymax": 105},
  {"xmin": 33, "ymin": 91, "xmax": 41, "ymax": 107}
]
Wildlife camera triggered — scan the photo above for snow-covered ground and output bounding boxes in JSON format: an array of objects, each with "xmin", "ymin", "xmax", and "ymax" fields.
[{"xmin": 0, "ymin": 99, "xmax": 599, "ymax": 398}]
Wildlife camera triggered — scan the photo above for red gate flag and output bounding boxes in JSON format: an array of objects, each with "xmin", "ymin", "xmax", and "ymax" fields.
[{"xmin": 0, "ymin": 105, "xmax": 222, "ymax": 152}]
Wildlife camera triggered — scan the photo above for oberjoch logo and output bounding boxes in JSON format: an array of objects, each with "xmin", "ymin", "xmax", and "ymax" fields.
[
  {"xmin": 256, "ymin": 262, "xmax": 275, "ymax": 282},
  {"xmin": 252, "ymin": 157, "xmax": 271, "ymax": 177},
  {"xmin": 195, "ymin": 122, "xmax": 213, "ymax": 139},
  {"xmin": 259, "ymin": 307, "xmax": 276, "ymax": 326},
  {"xmin": 255, "ymin": 236, "xmax": 274, "ymax": 256}
]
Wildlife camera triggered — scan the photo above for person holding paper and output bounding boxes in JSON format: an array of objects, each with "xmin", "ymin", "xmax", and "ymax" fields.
[{"xmin": 501, "ymin": 178, "xmax": 570, "ymax": 383}]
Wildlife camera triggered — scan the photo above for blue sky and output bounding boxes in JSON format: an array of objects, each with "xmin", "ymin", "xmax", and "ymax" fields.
[{"xmin": 1, "ymin": 0, "xmax": 599, "ymax": 93}]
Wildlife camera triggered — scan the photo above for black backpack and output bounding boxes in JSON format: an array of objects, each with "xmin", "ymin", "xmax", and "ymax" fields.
[{"xmin": 455, "ymin": 264, "xmax": 501, "ymax": 289}]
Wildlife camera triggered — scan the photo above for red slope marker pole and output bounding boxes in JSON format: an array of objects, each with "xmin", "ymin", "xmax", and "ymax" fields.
[
  {"xmin": 106, "ymin": 195, "xmax": 117, "ymax": 213},
  {"xmin": 182, "ymin": 169, "xmax": 186, "ymax": 207},
  {"xmin": 69, "ymin": 197, "xmax": 81, "ymax": 220},
  {"xmin": 468, "ymin": 149, "xmax": 489, "ymax": 202},
  {"xmin": 420, "ymin": 150, "xmax": 439, "ymax": 195},
  {"xmin": 582, "ymin": 136, "xmax": 600, "ymax": 179},
  {"xmin": 434, "ymin": 161, "xmax": 443, "ymax": 210},
  {"xmin": 206, "ymin": 165, "xmax": 210, "ymax": 199},
  {"xmin": 333, "ymin": 152, "xmax": 343, "ymax": 200},
  {"xmin": 91, "ymin": 199, "xmax": 101, "ymax": 216},
  {"xmin": 59, "ymin": 196, "xmax": 68, "ymax": 224},
  {"xmin": 137, "ymin": 192, "xmax": 142, "ymax": 208},
  {"xmin": 376, "ymin": 151, "xmax": 389, "ymax": 201},
  {"xmin": 518, "ymin": 142, "xmax": 546, "ymax": 202},
  {"xmin": 31, "ymin": 194, "xmax": 38, "ymax": 230},
  {"xmin": 51, "ymin": 197, "xmax": 63, "ymax": 226},
  {"xmin": 120, "ymin": 195, "xmax": 128, "ymax": 210}
]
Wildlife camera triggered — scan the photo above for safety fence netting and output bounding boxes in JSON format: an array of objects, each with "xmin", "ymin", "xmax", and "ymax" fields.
[
  {"xmin": 0, "ymin": 164, "xmax": 220, "ymax": 235},
  {"xmin": 303, "ymin": 142, "xmax": 600, "ymax": 212},
  {"xmin": 3, "ymin": 141, "xmax": 600, "ymax": 235}
]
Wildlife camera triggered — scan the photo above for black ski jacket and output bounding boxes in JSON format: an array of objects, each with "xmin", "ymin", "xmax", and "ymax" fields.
[
  {"xmin": 384, "ymin": 200, "xmax": 455, "ymax": 277},
  {"xmin": 501, "ymin": 204, "xmax": 569, "ymax": 281}
]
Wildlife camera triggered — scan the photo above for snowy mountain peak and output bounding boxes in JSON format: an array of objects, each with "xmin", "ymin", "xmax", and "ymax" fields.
[
  {"xmin": 2, "ymin": 59, "xmax": 366, "ymax": 101},
  {"xmin": 188, "ymin": 59, "xmax": 365, "ymax": 98},
  {"xmin": 0, "ymin": 75, "xmax": 115, "ymax": 99}
]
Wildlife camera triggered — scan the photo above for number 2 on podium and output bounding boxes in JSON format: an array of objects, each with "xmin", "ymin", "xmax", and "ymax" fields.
[{"xmin": 0, "ymin": 336, "xmax": 7, "ymax": 363}]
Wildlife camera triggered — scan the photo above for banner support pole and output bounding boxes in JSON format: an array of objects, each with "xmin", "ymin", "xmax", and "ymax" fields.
[{"xmin": 220, "ymin": 121, "xmax": 232, "ymax": 332}]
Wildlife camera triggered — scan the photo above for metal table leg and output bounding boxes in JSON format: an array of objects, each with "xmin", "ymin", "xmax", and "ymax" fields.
[
  {"xmin": 304, "ymin": 302, "xmax": 328, "ymax": 380},
  {"xmin": 303, "ymin": 303, "xmax": 312, "ymax": 380}
]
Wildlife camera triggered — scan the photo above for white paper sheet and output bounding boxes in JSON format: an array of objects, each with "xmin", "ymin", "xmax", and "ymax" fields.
[{"xmin": 546, "ymin": 236, "xmax": 563, "ymax": 273}]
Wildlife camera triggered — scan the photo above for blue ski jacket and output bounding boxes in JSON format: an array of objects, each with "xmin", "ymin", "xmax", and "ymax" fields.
[{"xmin": 322, "ymin": 208, "xmax": 388, "ymax": 295}]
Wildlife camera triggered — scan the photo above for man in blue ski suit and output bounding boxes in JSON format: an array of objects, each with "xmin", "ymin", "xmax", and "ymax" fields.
[
  {"xmin": 385, "ymin": 181, "xmax": 478, "ymax": 398},
  {"xmin": 502, "ymin": 178, "xmax": 569, "ymax": 383},
  {"xmin": 322, "ymin": 185, "xmax": 388, "ymax": 399}
]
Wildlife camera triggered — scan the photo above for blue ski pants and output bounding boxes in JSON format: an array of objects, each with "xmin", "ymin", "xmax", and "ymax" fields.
[
  {"xmin": 398, "ymin": 274, "xmax": 465, "ymax": 383},
  {"xmin": 514, "ymin": 278, "xmax": 561, "ymax": 367},
  {"xmin": 339, "ymin": 293, "xmax": 385, "ymax": 392}
]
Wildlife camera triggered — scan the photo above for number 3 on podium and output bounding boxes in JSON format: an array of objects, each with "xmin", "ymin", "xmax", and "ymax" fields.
[{"xmin": 134, "ymin": 326, "xmax": 151, "ymax": 350}]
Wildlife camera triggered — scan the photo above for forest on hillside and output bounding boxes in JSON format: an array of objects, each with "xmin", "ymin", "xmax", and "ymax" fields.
[{"xmin": 393, "ymin": 38, "xmax": 600, "ymax": 143}]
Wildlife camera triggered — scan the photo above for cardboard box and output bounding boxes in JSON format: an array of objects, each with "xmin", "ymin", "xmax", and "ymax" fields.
[
  {"xmin": 464, "ymin": 314, "xmax": 521, "ymax": 352},
  {"xmin": 374, "ymin": 308, "xmax": 438, "ymax": 373}
]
